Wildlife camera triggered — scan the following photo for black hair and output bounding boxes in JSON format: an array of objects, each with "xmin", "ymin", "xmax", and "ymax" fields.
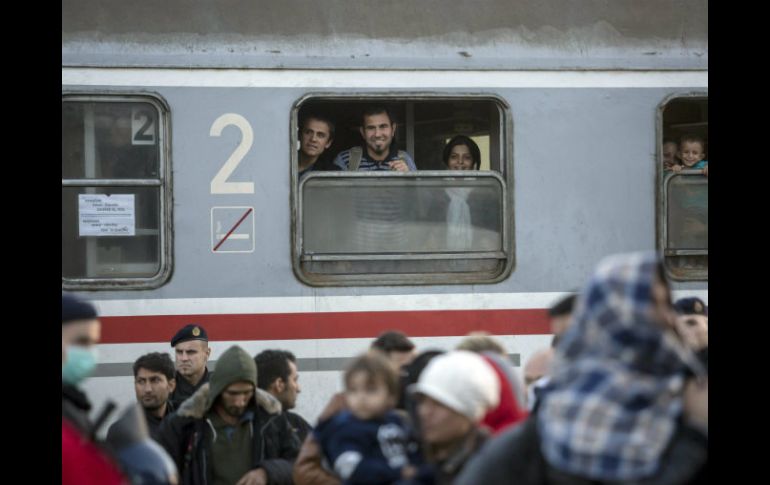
[
  {"xmin": 442, "ymin": 135, "xmax": 481, "ymax": 170},
  {"xmin": 133, "ymin": 352, "xmax": 175, "ymax": 381},
  {"xmin": 370, "ymin": 330, "xmax": 415, "ymax": 354},
  {"xmin": 361, "ymin": 105, "xmax": 395, "ymax": 126},
  {"xmin": 254, "ymin": 349, "xmax": 297, "ymax": 390},
  {"xmin": 300, "ymin": 112, "xmax": 336, "ymax": 140},
  {"xmin": 397, "ymin": 349, "xmax": 444, "ymax": 411},
  {"xmin": 548, "ymin": 294, "xmax": 577, "ymax": 318}
]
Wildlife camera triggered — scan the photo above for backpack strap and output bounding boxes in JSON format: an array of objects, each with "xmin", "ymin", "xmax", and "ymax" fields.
[{"xmin": 348, "ymin": 147, "xmax": 363, "ymax": 171}]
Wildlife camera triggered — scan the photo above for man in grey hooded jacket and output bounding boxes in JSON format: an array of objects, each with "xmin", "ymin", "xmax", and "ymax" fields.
[{"xmin": 158, "ymin": 345, "xmax": 299, "ymax": 485}]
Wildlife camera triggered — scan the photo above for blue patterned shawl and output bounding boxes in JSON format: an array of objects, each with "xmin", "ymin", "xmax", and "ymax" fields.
[{"xmin": 537, "ymin": 252, "xmax": 704, "ymax": 481}]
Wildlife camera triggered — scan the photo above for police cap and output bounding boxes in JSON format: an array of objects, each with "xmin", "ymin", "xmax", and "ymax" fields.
[
  {"xmin": 673, "ymin": 297, "xmax": 708, "ymax": 317},
  {"xmin": 170, "ymin": 324, "xmax": 209, "ymax": 347}
]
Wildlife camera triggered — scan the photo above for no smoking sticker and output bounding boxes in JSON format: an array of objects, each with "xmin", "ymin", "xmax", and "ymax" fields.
[{"xmin": 211, "ymin": 207, "xmax": 255, "ymax": 253}]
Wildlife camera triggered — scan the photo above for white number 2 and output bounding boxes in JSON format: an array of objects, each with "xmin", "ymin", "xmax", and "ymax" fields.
[{"xmin": 210, "ymin": 114, "xmax": 255, "ymax": 194}]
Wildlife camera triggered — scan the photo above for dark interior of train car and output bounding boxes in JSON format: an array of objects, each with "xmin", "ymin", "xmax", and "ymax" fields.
[{"xmin": 298, "ymin": 99, "xmax": 504, "ymax": 172}]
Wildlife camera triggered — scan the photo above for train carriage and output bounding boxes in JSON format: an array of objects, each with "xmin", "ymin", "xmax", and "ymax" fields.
[{"xmin": 62, "ymin": 0, "xmax": 708, "ymax": 427}]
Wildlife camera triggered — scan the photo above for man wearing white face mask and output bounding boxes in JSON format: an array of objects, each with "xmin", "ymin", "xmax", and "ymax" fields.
[{"xmin": 62, "ymin": 293, "xmax": 128, "ymax": 485}]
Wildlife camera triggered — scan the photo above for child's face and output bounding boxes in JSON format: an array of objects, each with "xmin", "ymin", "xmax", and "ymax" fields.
[
  {"xmin": 345, "ymin": 371, "xmax": 393, "ymax": 420},
  {"xmin": 662, "ymin": 142, "xmax": 678, "ymax": 169},
  {"xmin": 678, "ymin": 141, "xmax": 705, "ymax": 168}
]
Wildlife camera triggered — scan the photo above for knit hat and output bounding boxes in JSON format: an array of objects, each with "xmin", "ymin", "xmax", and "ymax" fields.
[
  {"xmin": 62, "ymin": 293, "xmax": 98, "ymax": 325},
  {"xmin": 411, "ymin": 350, "xmax": 500, "ymax": 422},
  {"xmin": 206, "ymin": 345, "xmax": 257, "ymax": 409}
]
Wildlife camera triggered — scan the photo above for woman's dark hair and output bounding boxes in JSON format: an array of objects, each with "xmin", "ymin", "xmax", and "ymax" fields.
[{"xmin": 442, "ymin": 135, "xmax": 481, "ymax": 170}]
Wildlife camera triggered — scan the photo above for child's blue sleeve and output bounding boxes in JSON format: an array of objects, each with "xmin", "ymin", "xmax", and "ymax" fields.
[{"xmin": 327, "ymin": 431, "xmax": 403, "ymax": 484}]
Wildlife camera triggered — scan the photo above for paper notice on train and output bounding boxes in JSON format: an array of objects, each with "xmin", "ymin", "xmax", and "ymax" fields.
[{"xmin": 78, "ymin": 194, "xmax": 136, "ymax": 236}]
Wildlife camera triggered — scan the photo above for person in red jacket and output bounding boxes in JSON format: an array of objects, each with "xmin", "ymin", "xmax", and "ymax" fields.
[
  {"xmin": 455, "ymin": 332, "xmax": 528, "ymax": 434},
  {"xmin": 62, "ymin": 293, "xmax": 128, "ymax": 485}
]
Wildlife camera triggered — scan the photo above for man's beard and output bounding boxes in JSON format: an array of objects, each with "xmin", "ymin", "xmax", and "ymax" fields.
[
  {"xmin": 141, "ymin": 399, "xmax": 164, "ymax": 411},
  {"xmin": 224, "ymin": 404, "xmax": 246, "ymax": 418}
]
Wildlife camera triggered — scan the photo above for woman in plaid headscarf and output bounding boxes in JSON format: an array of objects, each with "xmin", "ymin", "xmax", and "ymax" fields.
[{"xmin": 536, "ymin": 251, "xmax": 707, "ymax": 483}]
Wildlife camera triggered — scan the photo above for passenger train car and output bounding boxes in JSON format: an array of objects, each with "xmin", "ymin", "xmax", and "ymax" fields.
[{"xmin": 62, "ymin": 0, "xmax": 708, "ymax": 427}]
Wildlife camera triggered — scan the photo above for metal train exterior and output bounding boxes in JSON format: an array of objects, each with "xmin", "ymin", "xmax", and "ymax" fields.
[{"xmin": 62, "ymin": 0, "xmax": 708, "ymax": 428}]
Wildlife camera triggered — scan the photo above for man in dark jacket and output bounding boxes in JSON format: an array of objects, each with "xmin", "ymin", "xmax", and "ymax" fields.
[
  {"xmin": 158, "ymin": 345, "xmax": 299, "ymax": 485},
  {"xmin": 108, "ymin": 352, "xmax": 177, "ymax": 443},
  {"xmin": 254, "ymin": 349, "xmax": 312, "ymax": 445}
]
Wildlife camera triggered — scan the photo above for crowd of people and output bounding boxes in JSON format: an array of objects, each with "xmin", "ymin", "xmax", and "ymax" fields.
[
  {"xmin": 298, "ymin": 106, "xmax": 482, "ymax": 177},
  {"xmin": 62, "ymin": 251, "xmax": 708, "ymax": 484}
]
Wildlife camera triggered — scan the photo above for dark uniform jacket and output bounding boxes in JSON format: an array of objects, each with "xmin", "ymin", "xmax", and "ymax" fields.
[
  {"xmin": 158, "ymin": 383, "xmax": 299, "ymax": 485},
  {"xmin": 170, "ymin": 368, "xmax": 210, "ymax": 410}
]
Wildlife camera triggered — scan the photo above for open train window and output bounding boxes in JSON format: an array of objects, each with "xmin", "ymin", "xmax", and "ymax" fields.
[
  {"xmin": 62, "ymin": 93, "xmax": 172, "ymax": 289},
  {"xmin": 658, "ymin": 94, "xmax": 708, "ymax": 281},
  {"xmin": 291, "ymin": 95, "xmax": 513, "ymax": 286}
]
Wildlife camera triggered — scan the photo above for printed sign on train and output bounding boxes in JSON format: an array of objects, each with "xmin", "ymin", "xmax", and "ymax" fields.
[{"xmin": 78, "ymin": 194, "xmax": 136, "ymax": 236}]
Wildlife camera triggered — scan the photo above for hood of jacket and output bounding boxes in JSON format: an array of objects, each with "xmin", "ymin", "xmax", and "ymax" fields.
[
  {"xmin": 176, "ymin": 382, "xmax": 282, "ymax": 420},
  {"xmin": 175, "ymin": 345, "xmax": 282, "ymax": 418},
  {"xmin": 207, "ymin": 346, "xmax": 257, "ymax": 409}
]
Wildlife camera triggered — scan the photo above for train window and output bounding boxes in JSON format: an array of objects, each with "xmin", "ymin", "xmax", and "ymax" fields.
[
  {"xmin": 62, "ymin": 94, "xmax": 171, "ymax": 289},
  {"xmin": 658, "ymin": 95, "xmax": 708, "ymax": 280},
  {"xmin": 292, "ymin": 96, "xmax": 513, "ymax": 285}
]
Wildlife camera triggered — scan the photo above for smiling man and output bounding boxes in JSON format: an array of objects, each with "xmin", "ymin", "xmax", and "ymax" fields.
[
  {"xmin": 169, "ymin": 324, "xmax": 212, "ymax": 409},
  {"xmin": 333, "ymin": 106, "xmax": 416, "ymax": 172}
]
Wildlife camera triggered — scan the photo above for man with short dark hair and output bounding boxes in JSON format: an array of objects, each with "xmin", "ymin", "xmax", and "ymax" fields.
[
  {"xmin": 333, "ymin": 106, "xmax": 416, "ymax": 171},
  {"xmin": 159, "ymin": 345, "xmax": 299, "ymax": 485},
  {"xmin": 370, "ymin": 330, "xmax": 417, "ymax": 369},
  {"xmin": 108, "ymin": 352, "xmax": 177, "ymax": 442},
  {"xmin": 548, "ymin": 293, "xmax": 577, "ymax": 347},
  {"xmin": 255, "ymin": 349, "xmax": 312, "ymax": 444},
  {"xmin": 169, "ymin": 324, "xmax": 212, "ymax": 409},
  {"xmin": 522, "ymin": 294, "xmax": 577, "ymax": 411},
  {"xmin": 298, "ymin": 114, "xmax": 338, "ymax": 177}
]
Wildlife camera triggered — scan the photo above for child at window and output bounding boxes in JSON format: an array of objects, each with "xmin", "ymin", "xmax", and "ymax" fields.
[
  {"xmin": 672, "ymin": 134, "xmax": 708, "ymax": 177},
  {"xmin": 661, "ymin": 139, "xmax": 679, "ymax": 172},
  {"xmin": 314, "ymin": 352, "xmax": 426, "ymax": 484}
]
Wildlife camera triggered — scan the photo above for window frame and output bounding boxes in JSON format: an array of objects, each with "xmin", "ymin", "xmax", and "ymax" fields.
[
  {"xmin": 656, "ymin": 92, "xmax": 708, "ymax": 281},
  {"xmin": 290, "ymin": 92, "xmax": 515, "ymax": 287},
  {"xmin": 62, "ymin": 91, "xmax": 173, "ymax": 290}
]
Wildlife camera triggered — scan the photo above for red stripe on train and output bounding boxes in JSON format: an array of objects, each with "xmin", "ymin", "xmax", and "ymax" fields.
[{"xmin": 99, "ymin": 309, "xmax": 550, "ymax": 343}]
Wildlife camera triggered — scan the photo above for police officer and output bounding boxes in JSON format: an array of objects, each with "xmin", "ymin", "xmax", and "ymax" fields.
[
  {"xmin": 673, "ymin": 297, "xmax": 709, "ymax": 353},
  {"xmin": 169, "ymin": 324, "xmax": 212, "ymax": 409}
]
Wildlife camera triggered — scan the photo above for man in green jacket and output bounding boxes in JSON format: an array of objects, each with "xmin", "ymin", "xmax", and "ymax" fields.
[{"xmin": 158, "ymin": 345, "xmax": 299, "ymax": 485}]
